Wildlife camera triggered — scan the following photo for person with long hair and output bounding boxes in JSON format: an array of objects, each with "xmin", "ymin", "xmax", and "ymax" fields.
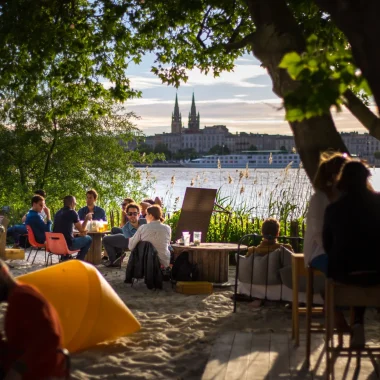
[
  {"xmin": 304, "ymin": 152, "xmax": 350, "ymax": 273},
  {"xmin": 128, "ymin": 205, "xmax": 171, "ymax": 268},
  {"xmin": 323, "ymin": 161, "xmax": 380, "ymax": 347}
]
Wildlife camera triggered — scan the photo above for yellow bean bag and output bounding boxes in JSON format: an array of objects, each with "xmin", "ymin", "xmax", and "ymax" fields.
[{"xmin": 18, "ymin": 260, "xmax": 140, "ymax": 352}]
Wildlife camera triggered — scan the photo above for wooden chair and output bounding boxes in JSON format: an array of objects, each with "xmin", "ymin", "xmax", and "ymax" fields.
[
  {"xmin": 26, "ymin": 225, "xmax": 46, "ymax": 264},
  {"xmin": 325, "ymin": 278, "xmax": 380, "ymax": 379},
  {"xmin": 45, "ymin": 232, "xmax": 80, "ymax": 266},
  {"xmin": 291, "ymin": 253, "xmax": 324, "ymax": 347},
  {"xmin": 305, "ymin": 266, "xmax": 325, "ymax": 364}
]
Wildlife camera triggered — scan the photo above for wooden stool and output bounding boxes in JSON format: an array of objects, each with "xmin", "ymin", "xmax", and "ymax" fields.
[
  {"xmin": 305, "ymin": 266, "xmax": 325, "ymax": 364},
  {"xmin": 325, "ymin": 278, "xmax": 380, "ymax": 379},
  {"xmin": 291, "ymin": 253, "xmax": 324, "ymax": 347}
]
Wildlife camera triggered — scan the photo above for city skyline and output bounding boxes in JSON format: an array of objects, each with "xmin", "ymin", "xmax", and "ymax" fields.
[{"xmin": 124, "ymin": 53, "xmax": 373, "ymax": 136}]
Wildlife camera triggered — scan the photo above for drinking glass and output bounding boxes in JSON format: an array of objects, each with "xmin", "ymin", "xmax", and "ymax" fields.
[
  {"xmin": 193, "ymin": 231, "xmax": 202, "ymax": 246},
  {"xmin": 183, "ymin": 232, "xmax": 190, "ymax": 246}
]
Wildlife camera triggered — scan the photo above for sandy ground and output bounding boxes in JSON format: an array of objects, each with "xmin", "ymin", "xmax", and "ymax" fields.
[{"xmin": 3, "ymin": 251, "xmax": 380, "ymax": 379}]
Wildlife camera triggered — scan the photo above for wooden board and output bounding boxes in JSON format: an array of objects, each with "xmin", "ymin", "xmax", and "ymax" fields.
[
  {"xmin": 174, "ymin": 187, "xmax": 217, "ymax": 242},
  {"xmin": 0, "ymin": 217, "xmax": 9, "ymax": 258},
  {"xmin": 202, "ymin": 332, "xmax": 380, "ymax": 380}
]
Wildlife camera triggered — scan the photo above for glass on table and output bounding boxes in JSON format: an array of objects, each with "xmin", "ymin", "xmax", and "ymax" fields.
[{"xmin": 193, "ymin": 231, "xmax": 202, "ymax": 246}]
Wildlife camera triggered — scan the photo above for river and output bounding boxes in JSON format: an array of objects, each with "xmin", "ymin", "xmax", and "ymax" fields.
[{"xmin": 140, "ymin": 167, "xmax": 380, "ymax": 217}]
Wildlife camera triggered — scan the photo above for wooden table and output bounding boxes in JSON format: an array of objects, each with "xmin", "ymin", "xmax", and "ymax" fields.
[
  {"xmin": 172, "ymin": 243, "xmax": 247, "ymax": 285},
  {"xmin": 84, "ymin": 230, "xmax": 110, "ymax": 265}
]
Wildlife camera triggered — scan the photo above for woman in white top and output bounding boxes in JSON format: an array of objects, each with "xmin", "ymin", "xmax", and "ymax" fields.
[
  {"xmin": 304, "ymin": 152, "xmax": 349, "ymax": 273},
  {"xmin": 128, "ymin": 205, "xmax": 171, "ymax": 268}
]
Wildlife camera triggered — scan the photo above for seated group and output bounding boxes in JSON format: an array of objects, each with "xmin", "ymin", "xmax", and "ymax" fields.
[
  {"xmin": 238, "ymin": 154, "xmax": 380, "ymax": 349},
  {"xmin": 16, "ymin": 189, "xmax": 171, "ymax": 269}
]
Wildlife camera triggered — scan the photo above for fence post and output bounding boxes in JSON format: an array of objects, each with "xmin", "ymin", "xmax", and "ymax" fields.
[{"xmin": 290, "ymin": 220, "xmax": 300, "ymax": 252}]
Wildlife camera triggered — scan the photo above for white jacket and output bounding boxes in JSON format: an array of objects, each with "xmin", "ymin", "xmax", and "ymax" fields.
[
  {"xmin": 303, "ymin": 190, "xmax": 329, "ymax": 267},
  {"xmin": 128, "ymin": 220, "xmax": 171, "ymax": 267}
]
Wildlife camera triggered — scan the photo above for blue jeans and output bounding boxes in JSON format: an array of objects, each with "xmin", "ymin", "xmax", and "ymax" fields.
[
  {"xmin": 7, "ymin": 224, "xmax": 27, "ymax": 245},
  {"xmin": 70, "ymin": 236, "xmax": 92, "ymax": 261},
  {"xmin": 310, "ymin": 254, "xmax": 328, "ymax": 275}
]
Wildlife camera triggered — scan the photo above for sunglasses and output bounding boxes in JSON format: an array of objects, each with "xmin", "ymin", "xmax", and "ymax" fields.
[{"xmin": 127, "ymin": 212, "xmax": 138, "ymax": 216}]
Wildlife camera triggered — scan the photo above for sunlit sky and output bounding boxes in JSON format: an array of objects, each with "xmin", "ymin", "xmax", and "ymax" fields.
[{"xmin": 123, "ymin": 53, "xmax": 368, "ymax": 136}]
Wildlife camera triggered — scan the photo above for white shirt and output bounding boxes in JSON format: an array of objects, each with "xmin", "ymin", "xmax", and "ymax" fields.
[
  {"xmin": 128, "ymin": 220, "xmax": 171, "ymax": 267},
  {"xmin": 303, "ymin": 190, "xmax": 329, "ymax": 267}
]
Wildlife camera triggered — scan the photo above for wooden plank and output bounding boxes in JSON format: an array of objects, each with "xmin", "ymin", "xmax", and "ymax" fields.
[
  {"xmin": 289, "ymin": 333, "xmax": 324, "ymax": 379},
  {"xmin": 202, "ymin": 332, "xmax": 235, "ymax": 380},
  {"xmin": 268, "ymin": 332, "xmax": 291, "ymax": 379},
  {"xmin": 0, "ymin": 217, "xmax": 9, "ymax": 258},
  {"xmin": 245, "ymin": 333, "xmax": 270, "ymax": 380},
  {"xmin": 224, "ymin": 332, "xmax": 253, "ymax": 380}
]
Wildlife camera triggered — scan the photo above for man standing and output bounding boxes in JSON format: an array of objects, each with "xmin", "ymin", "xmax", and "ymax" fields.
[
  {"xmin": 25, "ymin": 195, "xmax": 52, "ymax": 244},
  {"xmin": 102, "ymin": 203, "xmax": 146, "ymax": 267},
  {"xmin": 53, "ymin": 195, "xmax": 92, "ymax": 261},
  {"xmin": 78, "ymin": 189, "xmax": 106, "ymax": 221},
  {"xmin": 0, "ymin": 260, "xmax": 66, "ymax": 379}
]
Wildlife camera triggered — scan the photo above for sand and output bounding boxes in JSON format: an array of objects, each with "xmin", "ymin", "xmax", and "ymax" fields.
[{"xmin": 3, "ymin": 252, "xmax": 380, "ymax": 379}]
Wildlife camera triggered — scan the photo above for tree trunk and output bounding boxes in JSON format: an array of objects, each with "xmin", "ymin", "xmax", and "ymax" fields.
[
  {"xmin": 314, "ymin": 0, "xmax": 380, "ymax": 114},
  {"xmin": 244, "ymin": 0, "xmax": 347, "ymax": 179}
]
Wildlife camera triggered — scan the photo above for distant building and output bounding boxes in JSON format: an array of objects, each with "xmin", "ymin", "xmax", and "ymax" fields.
[
  {"xmin": 145, "ymin": 96, "xmax": 380, "ymax": 163},
  {"xmin": 171, "ymin": 93, "xmax": 182, "ymax": 134},
  {"xmin": 188, "ymin": 93, "xmax": 200, "ymax": 131}
]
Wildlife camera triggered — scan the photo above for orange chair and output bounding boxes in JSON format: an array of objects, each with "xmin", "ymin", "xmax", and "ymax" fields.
[
  {"xmin": 45, "ymin": 232, "xmax": 80, "ymax": 266},
  {"xmin": 26, "ymin": 225, "xmax": 46, "ymax": 264}
]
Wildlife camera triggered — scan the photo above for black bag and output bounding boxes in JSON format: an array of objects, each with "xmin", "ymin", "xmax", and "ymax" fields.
[{"xmin": 171, "ymin": 251, "xmax": 199, "ymax": 282}]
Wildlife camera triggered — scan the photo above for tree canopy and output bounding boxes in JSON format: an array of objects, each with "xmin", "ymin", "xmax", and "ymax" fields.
[{"xmin": 2, "ymin": 0, "xmax": 380, "ymax": 180}]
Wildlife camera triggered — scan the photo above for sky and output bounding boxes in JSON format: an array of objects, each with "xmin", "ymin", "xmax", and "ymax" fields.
[{"xmin": 123, "ymin": 53, "xmax": 369, "ymax": 136}]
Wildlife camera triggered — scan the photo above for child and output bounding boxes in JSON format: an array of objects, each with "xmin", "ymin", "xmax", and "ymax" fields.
[{"xmin": 246, "ymin": 218, "xmax": 293, "ymax": 257}]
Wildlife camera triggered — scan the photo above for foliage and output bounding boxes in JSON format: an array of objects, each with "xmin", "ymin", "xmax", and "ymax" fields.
[
  {"xmin": 0, "ymin": 98, "xmax": 158, "ymax": 219},
  {"xmin": 0, "ymin": 0, "xmax": 142, "ymax": 119},
  {"xmin": 279, "ymin": 35, "xmax": 371, "ymax": 122},
  {"xmin": 374, "ymin": 151, "xmax": 380, "ymax": 160},
  {"xmin": 208, "ymin": 144, "xmax": 230, "ymax": 155},
  {"xmin": 154, "ymin": 143, "xmax": 172, "ymax": 159}
]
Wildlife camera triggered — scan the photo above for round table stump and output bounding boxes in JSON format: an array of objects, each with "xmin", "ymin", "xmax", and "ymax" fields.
[
  {"xmin": 84, "ymin": 231, "xmax": 110, "ymax": 265},
  {"xmin": 172, "ymin": 243, "xmax": 247, "ymax": 285}
]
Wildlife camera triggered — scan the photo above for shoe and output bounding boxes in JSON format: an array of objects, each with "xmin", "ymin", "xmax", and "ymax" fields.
[
  {"xmin": 111, "ymin": 253, "xmax": 126, "ymax": 267},
  {"xmin": 350, "ymin": 323, "xmax": 365, "ymax": 349},
  {"xmin": 101, "ymin": 260, "xmax": 112, "ymax": 267},
  {"xmin": 102, "ymin": 256, "xmax": 109, "ymax": 261}
]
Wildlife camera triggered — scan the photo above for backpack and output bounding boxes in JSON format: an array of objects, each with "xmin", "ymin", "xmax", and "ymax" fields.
[{"xmin": 171, "ymin": 251, "xmax": 199, "ymax": 282}]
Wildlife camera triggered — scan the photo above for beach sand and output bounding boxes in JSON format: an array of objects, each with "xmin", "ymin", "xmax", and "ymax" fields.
[{"xmin": 3, "ymin": 253, "xmax": 380, "ymax": 379}]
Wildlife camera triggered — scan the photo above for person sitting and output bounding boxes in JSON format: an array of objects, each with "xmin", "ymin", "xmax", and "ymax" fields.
[
  {"xmin": 78, "ymin": 189, "xmax": 106, "ymax": 221},
  {"xmin": 53, "ymin": 195, "xmax": 93, "ymax": 261},
  {"xmin": 128, "ymin": 205, "xmax": 171, "ymax": 268},
  {"xmin": 102, "ymin": 203, "xmax": 146, "ymax": 267},
  {"xmin": 0, "ymin": 260, "xmax": 66, "ymax": 379},
  {"xmin": 25, "ymin": 195, "xmax": 52, "ymax": 244},
  {"xmin": 304, "ymin": 152, "xmax": 349, "ymax": 274},
  {"xmin": 323, "ymin": 161, "xmax": 380, "ymax": 348},
  {"xmin": 140, "ymin": 199, "xmax": 155, "ymax": 218},
  {"xmin": 21, "ymin": 189, "xmax": 48, "ymax": 223},
  {"xmin": 118, "ymin": 197, "xmax": 135, "ymax": 230},
  {"xmin": 246, "ymin": 218, "xmax": 293, "ymax": 257}
]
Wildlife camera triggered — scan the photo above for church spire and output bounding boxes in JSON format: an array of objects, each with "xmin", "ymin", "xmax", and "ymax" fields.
[
  {"xmin": 188, "ymin": 92, "xmax": 200, "ymax": 130},
  {"xmin": 171, "ymin": 93, "xmax": 182, "ymax": 134}
]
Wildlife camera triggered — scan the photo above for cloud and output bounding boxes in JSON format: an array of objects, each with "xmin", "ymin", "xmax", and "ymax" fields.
[
  {"xmin": 182, "ymin": 64, "xmax": 268, "ymax": 88},
  {"xmin": 125, "ymin": 97, "xmax": 282, "ymax": 107}
]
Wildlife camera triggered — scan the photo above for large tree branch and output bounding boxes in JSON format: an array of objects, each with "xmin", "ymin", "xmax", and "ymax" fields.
[
  {"xmin": 225, "ymin": 32, "xmax": 255, "ymax": 52},
  {"xmin": 196, "ymin": 6, "xmax": 212, "ymax": 49},
  {"xmin": 343, "ymin": 89, "xmax": 380, "ymax": 140}
]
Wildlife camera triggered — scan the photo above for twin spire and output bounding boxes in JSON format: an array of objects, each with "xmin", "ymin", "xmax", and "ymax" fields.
[{"xmin": 171, "ymin": 92, "xmax": 200, "ymax": 133}]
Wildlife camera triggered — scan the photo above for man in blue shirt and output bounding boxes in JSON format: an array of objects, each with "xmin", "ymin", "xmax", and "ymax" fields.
[
  {"xmin": 102, "ymin": 203, "xmax": 146, "ymax": 267},
  {"xmin": 77, "ymin": 189, "xmax": 106, "ymax": 221},
  {"xmin": 25, "ymin": 195, "xmax": 52, "ymax": 244},
  {"xmin": 53, "ymin": 195, "xmax": 93, "ymax": 261}
]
